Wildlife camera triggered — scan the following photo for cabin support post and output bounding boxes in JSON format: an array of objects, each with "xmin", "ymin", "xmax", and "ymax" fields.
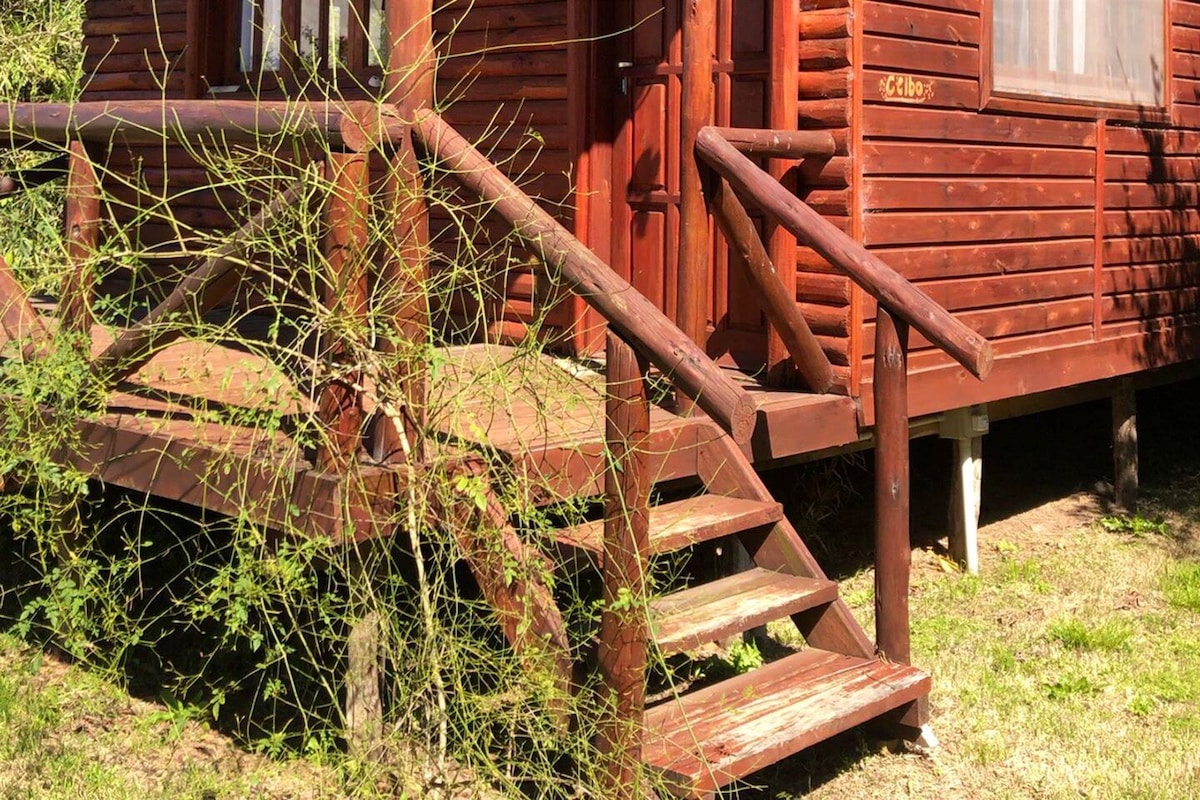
[
  {"xmin": 373, "ymin": 0, "xmax": 434, "ymax": 464},
  {"xmin": 317, "ymin": 152, "xmax": 370, "ymax": 471},
  {"xmin": 677, "ymin": 0, "xmax": 716, "ymax": 376},
  {"xmin": 63, "ymin": 141, "xmax": 99, "ymax": 336},
  {"xmin": 940, "ymin": 406, "xmax": 988, "ymax": 574},
  {"xmin": 595, "ymin": 332, "xmax": 651, "ymax": 794},
  {"xmin": 345, "ymin": 544, "xmax": 384, "ymax": 760},
  {"xmin": 1112, "ymin": 378, "xmax": 1138, "ymax": 513}
]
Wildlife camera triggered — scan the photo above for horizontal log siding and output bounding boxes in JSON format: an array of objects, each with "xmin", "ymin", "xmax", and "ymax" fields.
[
  {"xmin": 78, "ymin": 1, "xmax": 574, "ymax": 334},
  {"xmin": 433, "ymin": 0, "xmax": 574, "ymax": 334},
  {"xmin": 82, "ymin": 0, "xmax": 188, "ymax": 100},
  {"xmin": 856, "ymin": 0, "xmax": 1200, "ymax": 419},
  {"xmin": 794, "ymin": 2, "xmax": 854, "ymax": 385},
  {"xmin": 1102, "ymin": 1, "xmax": 1200, "ymax": 349}
]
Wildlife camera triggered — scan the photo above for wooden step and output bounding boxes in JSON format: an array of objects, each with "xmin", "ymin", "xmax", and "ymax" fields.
[
  {"xmin": 643, "ymin": 649, "xmax": 930, "ymax": 797},
  {"xmin": 651, "ymin": 568, "xmax": 838, "ymax": 655},
  {"xmin": 555, "ymin": 494, "xmax": 783, "ymax": 558}
]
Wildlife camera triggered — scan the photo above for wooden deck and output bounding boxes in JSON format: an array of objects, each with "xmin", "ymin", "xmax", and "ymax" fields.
[{"xmin": 4, "ymin": 317, "xmax": 862, "ymax": 533}]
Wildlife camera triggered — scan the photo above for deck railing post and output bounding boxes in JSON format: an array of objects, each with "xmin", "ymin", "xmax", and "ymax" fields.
[
  {"xmin": 63, "ymin": 141, "xmax": 100, "ymax": 336},
  {"xmin": 372, "ymin": 0, "xmax": 434, "ymax": 464},
  {"xmin": 677, "ymin": 0, "xmax": 715, "ymax": 371},
  {"xmin": 595, "ymin": 331, "xmax": 651, "ymax": 793},
  {"xmin": 317, "ymin": 152, "xmax": 370, "ymax": 471},
  {"xmin": 873, "ymin": 305, "xmax": 911, "ymax": 665}
]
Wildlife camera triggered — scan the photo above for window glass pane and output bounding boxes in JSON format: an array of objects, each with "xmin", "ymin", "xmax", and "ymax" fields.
[
  {"xmin": 993, "ymin": 0, "xmax": 1163, "ymax": 106},
  {"xmin": 300, "ymin": 0, "xmax": 321, "ymax": 63},
  {"xmin": 240, "ymin": 0, "xmax": 283, "ymax": 72},
  {"xmin": 368, "ymin": 0, "xmax": 387, "ymax": 67},
  {"xmin": 330, "ymin": 0, "xmax": 351, "ymax": 67}
]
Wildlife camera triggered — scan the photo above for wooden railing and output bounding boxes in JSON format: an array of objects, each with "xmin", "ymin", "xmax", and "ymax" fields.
[{"xmin": 694, "ymin": 125, "xmax": 993, "ymax": 671}]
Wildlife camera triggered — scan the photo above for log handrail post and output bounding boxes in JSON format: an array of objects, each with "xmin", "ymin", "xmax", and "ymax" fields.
[
  {"xmin": 372, "ymin": 0, "xmax": 434, "ymax": 464},
  {"xmin": 873, "ymin": 306, "xmax": 911, "ymax": 665},
  {"xmin": 317, "ymin": 152, "xmax": 370, "ymax": 471},
  {"xmin": 677, "ymin": 0, "xmax": 716, "ymax": 384},
  {"xmin": 62, "ymin": 141, "xmax": 100, "ymax": 336},
  {"xmin": 595, "ymin": 331, "xmax": 651, "ymax": 793}
]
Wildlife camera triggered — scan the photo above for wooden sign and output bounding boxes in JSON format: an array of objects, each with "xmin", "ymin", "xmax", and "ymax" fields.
[{"xmin": 878, "ymin": 73, "xmax": 936, "ymax": 104}]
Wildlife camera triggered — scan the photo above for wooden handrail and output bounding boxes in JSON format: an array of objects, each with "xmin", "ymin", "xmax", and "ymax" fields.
[
  {"xmin": 711, "ymin": 127, "xmax": 837, "ymax": 159},
  {"xmin": 413, "ymin": 112, "xmax": 758, "ymax": 445},
  {"xmin": 696, "ymin": 126, "xmax": 993, "ymax": 381},
  {"xmin": 0, "ymin": 100, "xmax": 393, "ymax": 152}
]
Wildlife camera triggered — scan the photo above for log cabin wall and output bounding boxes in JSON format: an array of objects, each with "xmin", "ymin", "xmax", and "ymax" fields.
[
  {"xmin": 856, "ymin": 0, "xmax": 1200, "ymax": 421},
  {"xmin": 77, "ymin": 0, "xmax": 574, "ymax": 332},
  {"xmin": 796, "ymin": 1, "xmax": 856, "ymax": 392},
  {"xmin": 433, "ymin": 0, "xmax": 574, "ymax": 339}
]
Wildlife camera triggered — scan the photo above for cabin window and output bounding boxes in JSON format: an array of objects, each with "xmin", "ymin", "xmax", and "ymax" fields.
[
  {"xmin": 991, "ymin": 0, "xmax": 1164, "ymax": 107},
  {"xmin": 238, "ymin": 0, "xmax": 388, "ymax": 75}
]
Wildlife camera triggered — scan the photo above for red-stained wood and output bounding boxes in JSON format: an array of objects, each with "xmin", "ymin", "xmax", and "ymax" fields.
[
  {"xmin": 317, "ymin": 153, "xmax": 370, "ymax": 471},
  {"xmin": 696, "ymin": 126, "xmax": 992, "ymax": 380},
  {"xmin": 595, "ymin": 332, "xmax": 651, "ymax": 792},
  {"xmin": 442, "ymin": 460, "xmax": 573, "ymax": 715},
  {"xmin": 642, "ymin": 649, "xmax": 929, "ymax": 796},
  {"xmin": 0, "ymin": 100, "xmax": 384, "ymax": 151},
  {"xmin": 768, "ymin": 0, "xmax": 800, "ymax": 386},
  {"xmin": 372, "ymin": 0, "xmax": 435, "ymax": 463},
  {"xmin": 678, "ymin": 0, "xmax": 716, "ymax": 359},
  {"xmin": 0, "ymin": 256, "xmax": 50, "ymax": 360},
  {"xmin": 62, "ymin": 142, "xmax": 100, "ymax": 336},
  {"xmin": 93, "ymin": 181, "xmax": 306, "ymax": 384},
  {"xmin": 414, "ymin": 113, "xmax": 759, "ymax": 445},
  {"xmin": 709, "ymin": 178, "xmax": 835, "ymax": 392},
  {"xmin": 715, "ymin": 127, "xmax": 837, "ymax": 158},
  {"xmin": 873, "ymin": 307, "xmax": 910, "ymax": 666}
]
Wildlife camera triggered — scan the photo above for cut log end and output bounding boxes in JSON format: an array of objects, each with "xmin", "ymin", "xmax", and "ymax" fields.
[
  {"xmin": 729, "ymin": 395, "xmax": 758, "ymax": 446},
  {"xmin": 974, "ymin": 340, "xmax": 995, "ymax": 381}
]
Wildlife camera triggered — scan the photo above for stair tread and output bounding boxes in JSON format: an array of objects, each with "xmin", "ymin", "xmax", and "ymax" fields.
[
  {"xmin": 651, "ymin": 568, "xmax": 838, "ymax": 655},
  {"xmin": 643, "ymin": 649, "xmax": 930, "ymax": 796},
  {"xmin": 555, "ymin": 494, "xmax": 783, "ymax": 556}
]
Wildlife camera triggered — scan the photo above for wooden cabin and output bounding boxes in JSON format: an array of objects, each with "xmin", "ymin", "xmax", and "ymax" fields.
[{"xmin": 0, "ymin": 0, "xmax": 1194, "ymax": 795}]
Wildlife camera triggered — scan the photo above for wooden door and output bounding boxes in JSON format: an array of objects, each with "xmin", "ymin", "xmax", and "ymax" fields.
[{"xmin": 610, "ymin": 0, "xmax": 773, "ymax": 369}]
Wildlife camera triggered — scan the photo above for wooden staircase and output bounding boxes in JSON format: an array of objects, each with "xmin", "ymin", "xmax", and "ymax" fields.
[{"xmin": 553, "ymin": 406, "xmax": 930, "ymax": 797}]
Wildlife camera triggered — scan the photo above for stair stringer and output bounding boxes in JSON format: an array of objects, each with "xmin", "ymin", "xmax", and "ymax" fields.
[{"xmin": 692, "ymin": 422, "xmax": 875, "ymax": 659}]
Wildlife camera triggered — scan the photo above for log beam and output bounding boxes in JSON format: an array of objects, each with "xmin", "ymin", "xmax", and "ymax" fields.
[
  {"xmin": 713, "ymin": 127, "xmax": 837, "ymax": 159},
  {"xmin": 677, "ymin": 0, "xmax": 716, "ymax": 359},
  {"xmin": 371, "ymin": 0, "xmax": 435, "ymax": 463},
  {"xmin": 874, "ymin": 307, "xmax": 911, "ymax": 666},
  {"xmin": 414, "ymin": 113, "xmax": 758, "ymax": 445},
  {"xmin": 62, "ymin": 142, "xmax": 100, "ymax": 336}
]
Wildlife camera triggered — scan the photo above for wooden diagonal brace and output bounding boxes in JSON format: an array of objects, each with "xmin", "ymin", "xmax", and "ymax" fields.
[
  {"xmin": 92, "ymin": 179, "xmax": 307, "ymax": 387},
  {"xmin": 708, "ymin": 178, "xmax": 835, "ymax": 393}
]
